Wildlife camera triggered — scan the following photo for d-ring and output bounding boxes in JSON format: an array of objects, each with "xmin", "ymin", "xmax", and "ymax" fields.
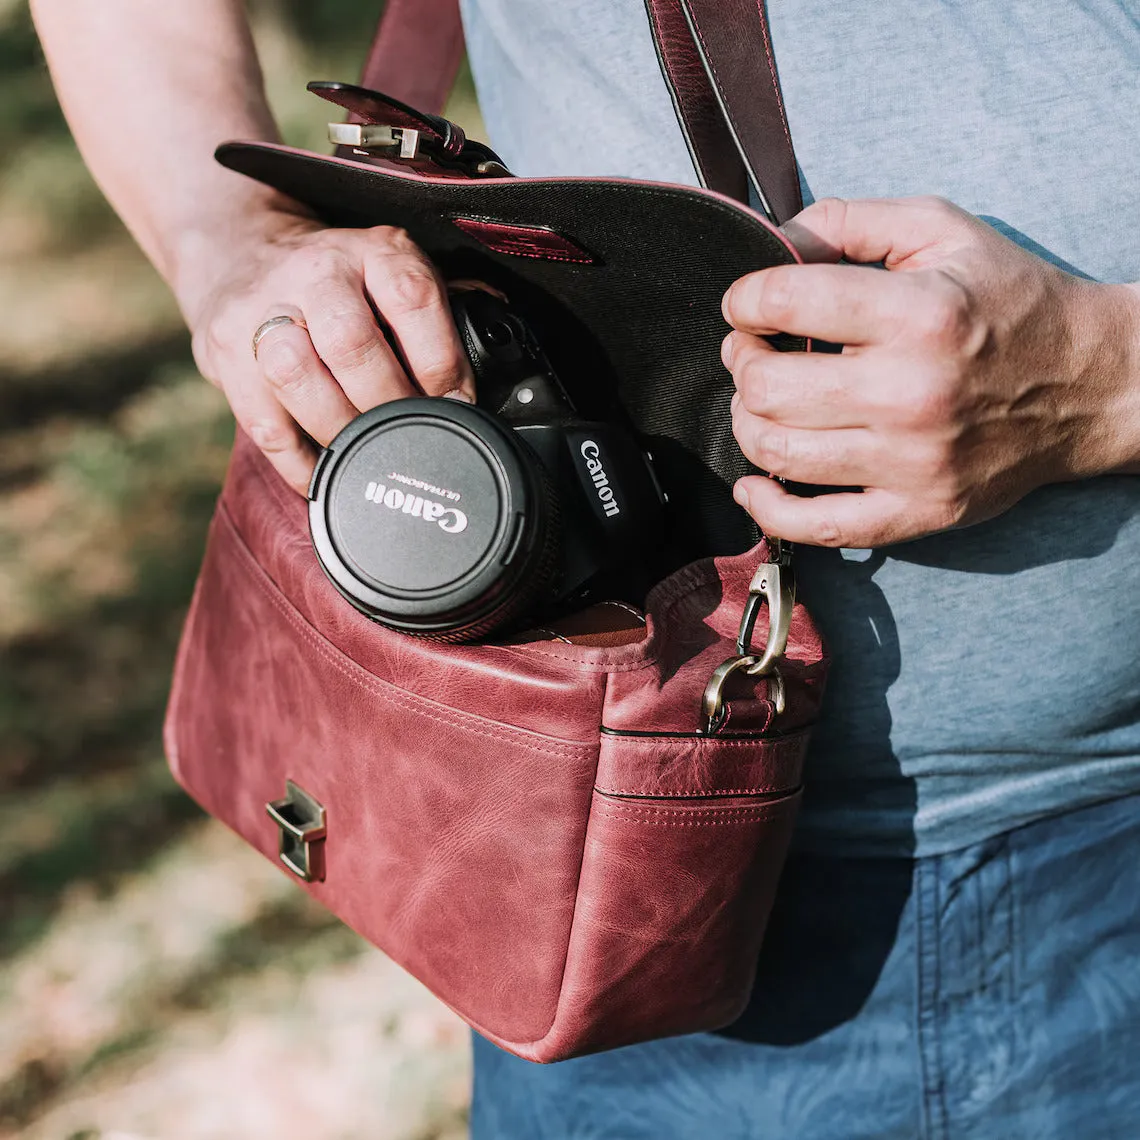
[
  {"xmin": 699, "ymin": 546, "xmax": 796, "ymax": 734},
  {"xmin": 252, "ymin": 315, "xmax": 298, "ymax": 360},
  {"xmin": 701, "ymin": 656, "xmax": 785, "ymax": 735}
]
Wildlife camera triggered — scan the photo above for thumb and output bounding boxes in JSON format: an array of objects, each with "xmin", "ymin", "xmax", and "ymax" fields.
[{"xmin": 781, "ymin": 196, "xmax": 974, "ymax": 269}]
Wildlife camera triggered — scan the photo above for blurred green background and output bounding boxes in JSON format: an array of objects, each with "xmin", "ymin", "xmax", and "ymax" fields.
[{"xmin": 0, "ymin": 2, "xmax": 481, "ymax": 1135}]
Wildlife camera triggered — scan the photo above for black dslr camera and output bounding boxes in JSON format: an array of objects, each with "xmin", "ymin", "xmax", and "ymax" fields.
[{"xmin": 308, "ymin": 291, "xmax": 666, "ymax": 640}]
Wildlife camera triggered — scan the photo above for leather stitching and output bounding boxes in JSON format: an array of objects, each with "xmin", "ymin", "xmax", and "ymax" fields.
[
  {"xmin": 684, "ymin": 2, "xmax": 796, "ymax": 216},
  {"xmin": 451, "ymin": 216, "xmax": 596, "ymax": 264},
  {"xmin": 597, "ymin": 795, "xmax": 799, "ymax": 814},
  {"xmin": 596, "ymin": 785, "xmax": 788, "ymax": 797},
  {"xmin": 684, "ymin": 11, "xmax": 753, "ymax": 179},
  {"xmin": 601, "ymin": 732, "xmax": 805, "ymax": 748},
  {"xmin": 644, "ymin": 1, "xmax": 709, "ymax": 184},
  {"xmin": 756, "ymin": 0, "xmax": 795, "ymax": 152},
  {"xmin": 595, "ymin": 797, "xmax": 799, "ymax": 824},
  {"xmin": 215, "ymin": 504, "xmax": 601, "ymax": 757}
]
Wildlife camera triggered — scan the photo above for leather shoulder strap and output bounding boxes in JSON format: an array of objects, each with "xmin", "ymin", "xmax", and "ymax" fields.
[
  {"xmin": 643, "ymin": 0, "xmax": 749, "ymax": 206},
  {"xmin": 361, "ymin": 0, "xmax": 801, "ymax": 223},
  {"xmin": 360, "ymin": 0, "xmax": 465, "ymax": 116},
  {"xmin": 664, "ymin": 0, "xmax": 802, "ymax": 222}
]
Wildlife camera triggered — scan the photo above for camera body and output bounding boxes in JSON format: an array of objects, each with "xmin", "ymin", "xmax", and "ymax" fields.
[{"xmin": 308, "ymin": 291, "xmax": 666, "ymax": 640}]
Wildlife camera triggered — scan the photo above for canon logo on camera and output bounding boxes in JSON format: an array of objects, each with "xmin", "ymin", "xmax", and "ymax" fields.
[
  {"xmin": 579, "ymin": 440, "xmax": 621, "ymax": 518},
  {"xmin": 364, "ymin": 479, "xmax": 469, "ymax": 535}
]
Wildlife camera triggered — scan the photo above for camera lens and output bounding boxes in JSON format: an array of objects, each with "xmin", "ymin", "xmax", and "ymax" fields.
[{"xmin": 309, "ymin": 398, "xmax": 557, "ymax": 640}]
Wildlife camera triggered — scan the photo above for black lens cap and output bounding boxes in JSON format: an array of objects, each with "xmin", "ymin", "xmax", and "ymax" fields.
[{"xmin": 309, "ymin": 398, "xmax": 542, "ymax": 634}]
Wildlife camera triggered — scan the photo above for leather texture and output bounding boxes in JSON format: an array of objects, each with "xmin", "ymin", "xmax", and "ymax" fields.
[
  {"xmin": 215, "ymin": 140, "xmax": 805, "ymax": 563},
  {"xmin": 643, "ymin": 0, "xmax": 749, "ymax": 204},
  {"xmin": 679, "ymin": 0, "xmax": 803, "ymax": 222},
  {"xmin": 165, "ymin": 0, "xmax": 827, "ymax": 1063},
  {"xmin": 450, "ymin": 217, "xmax": 597, "ymax": 264},
  {"xmin": 166, "ymin": 432, "xmax": 827, "ymax": 1060}
]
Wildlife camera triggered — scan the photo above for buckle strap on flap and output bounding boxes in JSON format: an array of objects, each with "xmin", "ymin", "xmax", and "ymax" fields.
[
  {"xmin": 312, "ymin": 81, "xmax": 510, "ymax": 178},
  {"xmin": 358, "ymin": 0, "xmax": 800, "ymax": 221}
]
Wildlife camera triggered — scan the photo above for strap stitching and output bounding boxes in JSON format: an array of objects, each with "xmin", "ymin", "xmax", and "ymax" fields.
[
  {"xmin": 755, "ymin": 0, "xmax": 795, "ymax": 153},
  {"xmin": 215, "ymin": 505, "xmax": 600, "ymax": 757}
]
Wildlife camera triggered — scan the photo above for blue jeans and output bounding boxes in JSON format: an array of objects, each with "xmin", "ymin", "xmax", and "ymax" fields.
[{"xmin": 471, "ymin": 792, "xmax": 1140, "ymax": 1138}]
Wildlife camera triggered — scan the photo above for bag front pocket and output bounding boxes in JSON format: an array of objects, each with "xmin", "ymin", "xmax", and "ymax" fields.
[
  {"xmin": 530, "ymin": 731, "xmax": 805, "ymax": 1058},
  {"xmin": 165, "ymin": 505, "xmax": 600, "ymax": 1044}
]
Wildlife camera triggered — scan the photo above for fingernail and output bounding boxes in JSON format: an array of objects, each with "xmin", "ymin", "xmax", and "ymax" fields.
[
  {"xmin": 721, "ymin": 285, "xmax": 736, "ymax": 323},
  {"xmin": 443, "ymin": 388, "xmax": 474, "ymax": 403},
  {"xmin": 732, "ymin": 481, "xmax": 748, "ymax": 507},
  {"xmin": 721, "ymin": 333, "xmax": 737, "ymax": 370}
]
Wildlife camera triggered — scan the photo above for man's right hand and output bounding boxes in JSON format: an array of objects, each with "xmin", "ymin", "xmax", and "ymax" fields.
[
  {"xmin": 182, "ymin": 209, "xmax": 476, "ymax": 495},
  {"xmin": 30, "ymin": 0, "xmax": 475, "ymax": 493}
]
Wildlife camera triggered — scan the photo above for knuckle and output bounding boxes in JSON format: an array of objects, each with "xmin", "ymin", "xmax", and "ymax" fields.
[
  {"xmin": 737, "ymin": 355, "xmax": 772, "ymax": 414},
  {"xmin": 320, "ymin": 313, "xmax": 381, "ymax": 368},
  {"xmin": 386, "ymin": 267, "xmax": 441, "ymax": 315},
  {"xmin": 915, "ymin": 282, "xmax": 973, "ymax": 350},
  {"xmin": 259, "ymin": 339, "xmax": 310, "ymax": 393},
  {"xmin": 812, "ymin": 196, "xmax": 849, "ymax": 231},
  {"xmin": 915, "ymin": 194, "xmax": 955, "ymax": 215},
  {"xmin": 243, "ymin": 419, "xmax": 296, "ymax": 455},
  {"xmin": 928, "ymin": 494, "xmax": 967, "ymax": 534},
  {"xmin": 751, "ymin": 429, "xmax": 790, "ymax": 475},
  {"xmin": 759, "ymin": 268, "xmax": 798, "ymax": 324},
  {"xmin": 371, "ymin": 225, "xmax": 416, "ymax": 253},
  {"xmin": 414, "ymin": 351, "xmax": 464, "ymax": 391},
  {"xmin": 190, "ymin": 328, "xmax": 222, "ymax": 386},
  {"xmin": 807, "ymin": 510, "xmax": 847, "ymax": 548},
  {"xmin": 286, "ymin": 245, "xmax": 339, "ymax": 281},
  {"xmin": 911, "ymin": 440, "xmax": 956, "ymax": 485},
  {"xmin": 903, "ymin": 377, "xmax": 956, "ymax": 428}
]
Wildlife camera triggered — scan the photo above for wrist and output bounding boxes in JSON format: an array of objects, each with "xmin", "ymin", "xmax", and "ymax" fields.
[
  {"xmin": 1064, "ymin": 279, "xmax": 1140, "ymax": 478},
  {"xmin": 167, "ymin": 184, "xmax": 321, "ymax": 327}
]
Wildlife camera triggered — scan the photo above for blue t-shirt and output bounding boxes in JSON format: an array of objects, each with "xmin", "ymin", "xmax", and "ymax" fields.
[{"xmin": 460, "ymin": 0, "xmax": 1140, "ymax": 857}]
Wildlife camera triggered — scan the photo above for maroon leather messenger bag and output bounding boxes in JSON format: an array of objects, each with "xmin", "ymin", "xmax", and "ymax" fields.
[{"xmin": 164, "ymin": 0, "xmax": 829, "ymax": 1062}]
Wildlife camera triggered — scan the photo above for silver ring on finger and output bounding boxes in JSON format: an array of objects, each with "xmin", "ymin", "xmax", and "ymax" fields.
[{"xmin": 252, "ymin": 315, "xmax": 299, "ymax": 360}]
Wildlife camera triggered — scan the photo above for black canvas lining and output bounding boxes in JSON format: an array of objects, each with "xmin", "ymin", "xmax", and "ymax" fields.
[{"xmin": 217, "ymin": 145, "xmax": 804, "ymax": 574}]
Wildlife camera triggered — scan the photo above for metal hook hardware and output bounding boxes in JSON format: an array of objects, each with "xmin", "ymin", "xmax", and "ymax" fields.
[
  {"xmin": 736, "ymin": 559, "xmax": 796, "ymax": 677},
  {"xmin": 700, "ymin": 546, "xmax": 796, "ymax": 735}
]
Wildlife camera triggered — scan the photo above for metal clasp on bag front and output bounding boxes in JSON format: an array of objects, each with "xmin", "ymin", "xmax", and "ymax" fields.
[
  {"xmin": 266, "ymin": 780, "xmax": 327, "ymax": 882},
  {"xmin": 701, "ymin": 542, "xmax": 796, "ymax": 734}
]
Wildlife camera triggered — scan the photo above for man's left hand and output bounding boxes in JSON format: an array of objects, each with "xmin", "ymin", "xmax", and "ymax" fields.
[{"xmin": 722, "ymin": 196, "xmax": 1140, "ymax": 548}]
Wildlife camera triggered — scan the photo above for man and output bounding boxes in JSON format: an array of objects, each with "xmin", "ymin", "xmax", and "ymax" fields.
[{"xmin": 33, "ymin": 1, "xmax": 1140, "ymax": 1135}]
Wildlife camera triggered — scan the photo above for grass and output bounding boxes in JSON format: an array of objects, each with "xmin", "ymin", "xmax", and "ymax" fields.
[{"xmin": 0, "ymin": 3, "xmax": 479, "ymax": 1135}]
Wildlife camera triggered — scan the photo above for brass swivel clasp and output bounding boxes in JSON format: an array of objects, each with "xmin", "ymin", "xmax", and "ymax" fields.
[{"xmin": 701, "ymin": 543, "xmax": 796, "ymax": 734}]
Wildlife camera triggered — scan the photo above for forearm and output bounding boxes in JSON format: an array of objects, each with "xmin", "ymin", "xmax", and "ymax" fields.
[{"xmin": 30, "ymin": 0, "xmax": 310, "ymax": 319}]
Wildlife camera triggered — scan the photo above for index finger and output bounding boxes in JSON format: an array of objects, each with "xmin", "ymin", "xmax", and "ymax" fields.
[
  {"xmin": 362, "ymin": 233, "xmax": 475, "ymax": 400},
  {"xmin": 722, "ymin": 263, "xmax": 916, "ymax": 345}
]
